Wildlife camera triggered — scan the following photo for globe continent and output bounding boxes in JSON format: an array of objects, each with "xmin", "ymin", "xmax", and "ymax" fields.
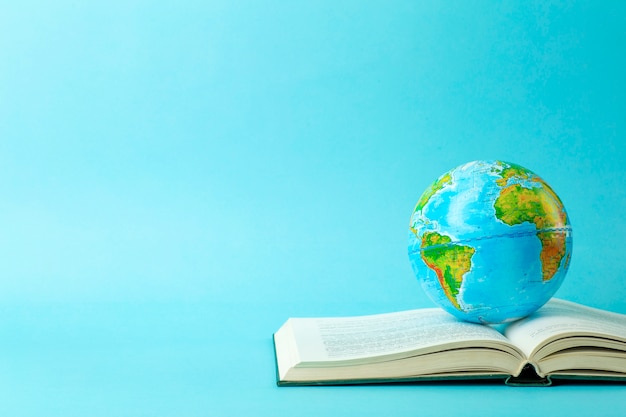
[{"xmin": 408, "ymin": 160, "xmax": 573, "ymax": 323}]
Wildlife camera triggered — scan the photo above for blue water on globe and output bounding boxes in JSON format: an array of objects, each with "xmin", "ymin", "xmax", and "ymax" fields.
[{"xmin": 408, "ymin": 160, "xmax": 573, "ymax": 323}]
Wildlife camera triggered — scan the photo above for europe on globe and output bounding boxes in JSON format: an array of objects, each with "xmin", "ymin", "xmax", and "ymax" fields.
[{"xmin": 408, "ymin": 160, "xmax": 573, "ymax": 324}]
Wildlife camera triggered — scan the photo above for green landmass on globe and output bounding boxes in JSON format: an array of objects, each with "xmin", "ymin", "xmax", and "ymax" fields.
[
  {"xmin": 420, "ymin": 232, "xmax": 475, "ymax": 310},
  {"xmin": 408, "ymin": 160, "xmax": 573, "ymax": 323}
]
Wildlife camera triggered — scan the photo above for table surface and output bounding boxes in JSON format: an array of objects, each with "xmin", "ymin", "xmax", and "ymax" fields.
[
  {"xmin": 1, "ymin": 1, "xmax": 626, "ymax": 415},
  {"xmin": 2, "ymin": 300, "xmax": 625, "ymax": 416}
]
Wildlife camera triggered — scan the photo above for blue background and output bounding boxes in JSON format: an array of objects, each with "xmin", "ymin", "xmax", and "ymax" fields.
[{"xmin": 1, "ymin": 1, "xmax": 625, "ymax": 415}]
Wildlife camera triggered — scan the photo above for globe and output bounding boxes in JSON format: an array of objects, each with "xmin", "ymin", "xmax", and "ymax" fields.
[{"xmin": 408, "ymin": 160, "xmax": 573, "ymax": 324}]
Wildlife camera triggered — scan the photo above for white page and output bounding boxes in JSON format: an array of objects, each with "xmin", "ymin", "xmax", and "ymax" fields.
[
  {"xmin": 290, "ymin": 308, "xmax": 512, "ymax": 363},
  {"xmin": 504, "ymin": 299, "xmax": 626, "ymax": 358}
]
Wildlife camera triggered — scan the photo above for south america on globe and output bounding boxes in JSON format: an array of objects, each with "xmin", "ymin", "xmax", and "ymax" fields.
[{"xmin": 408, "ymin": 160, "xmax": 573, "ymax": 324}]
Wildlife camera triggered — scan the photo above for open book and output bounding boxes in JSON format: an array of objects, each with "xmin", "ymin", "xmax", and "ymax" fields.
[{"xmin": 273, "ymin": 299, "xmax": 626, "ymax": 386}]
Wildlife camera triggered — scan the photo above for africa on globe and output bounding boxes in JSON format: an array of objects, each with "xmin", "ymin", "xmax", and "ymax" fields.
[{"xmin": 408, "ymin": 160, "xmax": 573, "ymax": 324}]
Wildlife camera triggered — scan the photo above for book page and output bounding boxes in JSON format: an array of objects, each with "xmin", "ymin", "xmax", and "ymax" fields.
[
  {"xmin": 289, "ymin": 308, "xmax": 513, "ymax": 363},
  {"xmin": 504, "ymin": 299, "xmax": 626, "ymax": 358}
]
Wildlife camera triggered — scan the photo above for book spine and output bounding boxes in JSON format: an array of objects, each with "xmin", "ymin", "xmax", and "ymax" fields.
[{"xmin": 505, "ymin": 363, "xmax": 552, "ymax": 386}]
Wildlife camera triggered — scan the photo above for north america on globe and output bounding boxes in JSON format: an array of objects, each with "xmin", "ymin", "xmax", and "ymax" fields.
[{"xmin": 408, "ymin": 160, "xmax": 573, "ymax": 323}]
